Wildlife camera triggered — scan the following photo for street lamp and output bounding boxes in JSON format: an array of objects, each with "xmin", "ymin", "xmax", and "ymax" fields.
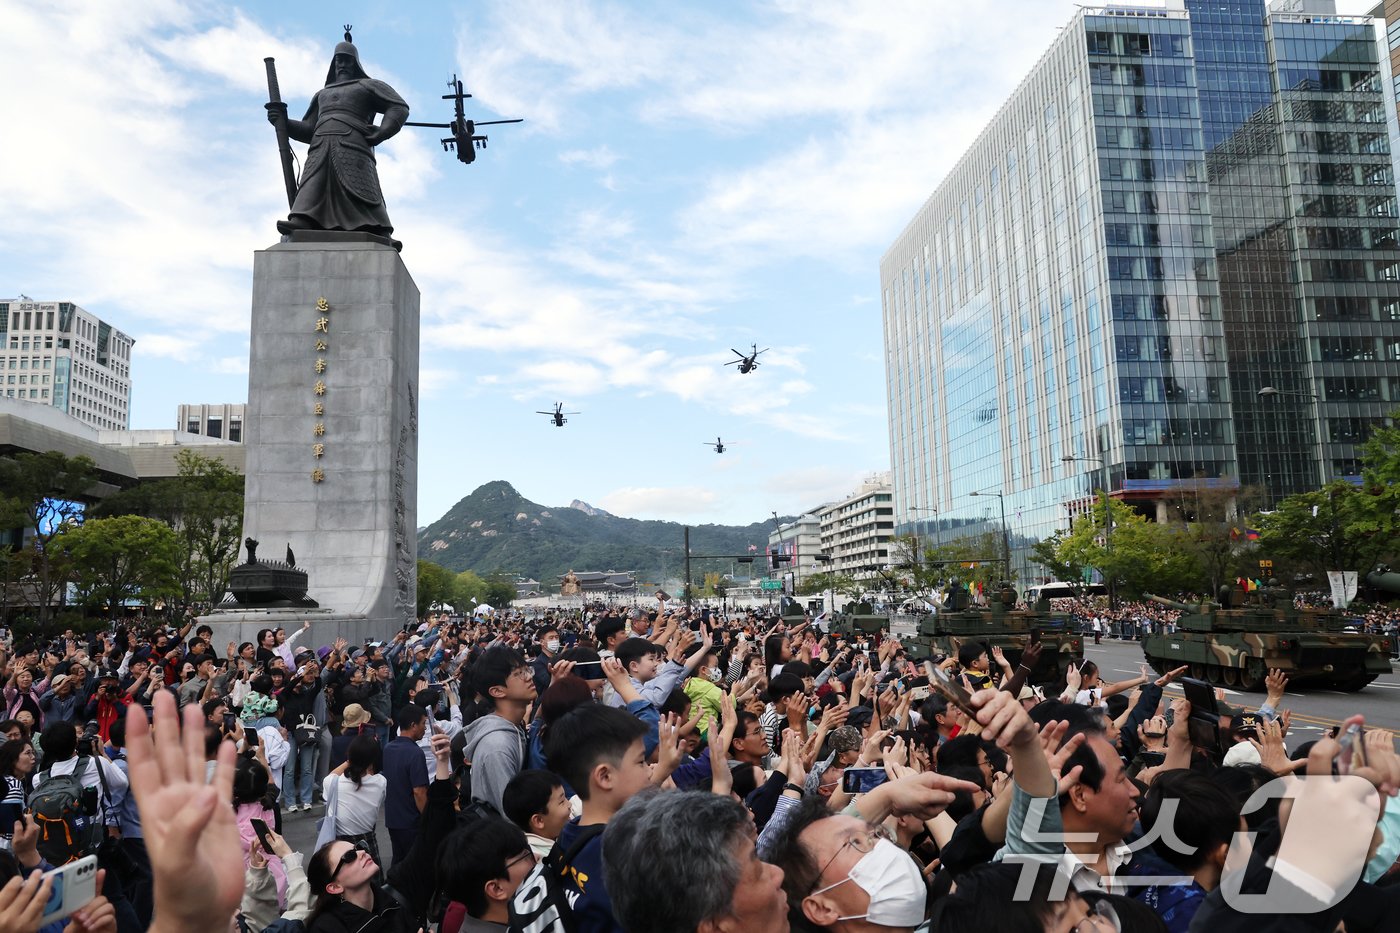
[
  {"xmin": 968, "ymin": 490, "xmax": 1011, "ymax": 579},
  {"xmin": 1062, "ymin": 454, "xmax": 1115, "ymax": 608}
]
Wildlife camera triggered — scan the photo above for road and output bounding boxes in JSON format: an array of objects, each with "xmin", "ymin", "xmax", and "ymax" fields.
[{"xmin": 1081, "ymin": 637, "xmax": 1400, "ymax": 735}]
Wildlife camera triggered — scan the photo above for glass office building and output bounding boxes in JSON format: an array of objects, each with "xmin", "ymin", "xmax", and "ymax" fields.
[{"xmin": 880, "ymin": 0, "xmax": 1400, "ymax": 577}]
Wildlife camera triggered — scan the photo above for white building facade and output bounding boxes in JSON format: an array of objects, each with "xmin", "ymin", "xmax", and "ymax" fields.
[
  {"xmin": 179, "ymin": 403, "xmax": 246, "ymax": 442},
  {"xmin": 819, "ymin": 473, "xmax": 895, "ymax": 579},
  {"xmin": 0, "ymin": 299, "xmax": 133, "ymax": 430}
]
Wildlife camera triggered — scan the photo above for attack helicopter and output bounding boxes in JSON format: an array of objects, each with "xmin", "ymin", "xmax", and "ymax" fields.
[
  {"xmin": 726, "ymin": 345, "xmax": 768, "ymax": 374},
  {"xmin": 403, "ymin": 75, "xmax": 522, "ymax": 165},
  {"xmin": 704, "ymin": 438, "xmax": 726, "ymax": 454},
  {"xmin": 536, "ymin": 403, "xmax": 580, "ymax": 427}
]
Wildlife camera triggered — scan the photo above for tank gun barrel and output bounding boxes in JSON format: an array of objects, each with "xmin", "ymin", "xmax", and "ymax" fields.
[
  {"xmin": 1367, "ymin": 569, "xmax": 1400, "ymax": 596},
  {"xmin": 1145, "ymin": 594, "xmax": 1217, "ymax": 612}
]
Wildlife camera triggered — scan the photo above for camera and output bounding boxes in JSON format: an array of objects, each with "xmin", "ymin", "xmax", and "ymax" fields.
[{"xmin": 77, "ymin": 721, "xmax": 101, "ymax": 758}]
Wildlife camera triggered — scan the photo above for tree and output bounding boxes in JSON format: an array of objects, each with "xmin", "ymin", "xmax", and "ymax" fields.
[
  {"xmin": 93, "ymin": 450, "xmax": 243, "ymax": 608},
  {"xmin": 1356, "ymin": 417, "xmax": 1400, "ymax": 565},
  {"xmin": 482, "ymin": 572, "xmax": 516, "ymax": 609},
  {"xmin": 0, "ymin": 452, "xmax": 101, "ymax": 629},
  {"xmin": 1253, "ymin": 480, "xmax": 1394, "ymax": 584},
  {"xmin": 1030, "ymin": 529, "xmax": 1087, "ymax": 586},
  {"xmin": 796, "ymin": 572, "xmax": 859, "ymax": 597},
  {"xmin": 417, "ymin": 560, "xmax": 456, "ymax": 618},
  {"xmin": 1161, "ymin": 483, "xmax": 1267, "ymax": 596},
  {"xmin": 452, "ymin": 570, "xmax": 488, "ymax": 610},
  {"xmin": 1033, "ymin": 495, "xmax": 1202, "ymax": 598},
  {"xmin": 57, "ymin": 515, "xmax": 183, "ymax": 615}
]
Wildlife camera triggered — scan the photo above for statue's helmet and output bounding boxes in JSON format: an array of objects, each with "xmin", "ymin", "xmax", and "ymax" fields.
[{"xmin": 325, "ymin": 28, "xmax": 369, "ymax": 84}]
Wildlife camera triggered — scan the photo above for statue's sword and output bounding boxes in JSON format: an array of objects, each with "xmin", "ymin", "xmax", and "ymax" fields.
[{"xmin": 264, "ymin": 57, "xmax": 299, "ymax": 210}]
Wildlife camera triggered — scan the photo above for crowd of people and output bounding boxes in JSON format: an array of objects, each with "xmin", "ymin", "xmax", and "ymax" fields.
[{"xmin": 0, "ymin": 597, "xmax": 1397, "ymax": 933}]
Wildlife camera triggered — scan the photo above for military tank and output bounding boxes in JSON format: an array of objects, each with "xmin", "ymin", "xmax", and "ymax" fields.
[
  {"xmin": 826, "ymin": 599, "xmax": 890, "ymax": 646},
  {"xmin": 1141, "ymin": 582, "xmax": 1393, "ymax": 692},
  {"xmin": 903, "ymin": 583, "xmax": 1083, "ymax": 684}
]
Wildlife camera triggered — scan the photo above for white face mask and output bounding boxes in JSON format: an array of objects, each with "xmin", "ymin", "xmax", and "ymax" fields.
[
  {"xmin": 811, "ymin": 839, "xmax": 926, "ymax": 928},
  {"xmin": 545, "ymin": 640, "xmax": 560, "ymax": 653},
  {"xmin": 706, "ymin": 666, "xmax": 724, "ymax": 683}
]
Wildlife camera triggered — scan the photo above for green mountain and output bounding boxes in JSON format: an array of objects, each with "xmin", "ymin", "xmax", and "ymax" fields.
[{"xmin": 417, "ymin": 480, "xmax": 787, "ymax": 586}]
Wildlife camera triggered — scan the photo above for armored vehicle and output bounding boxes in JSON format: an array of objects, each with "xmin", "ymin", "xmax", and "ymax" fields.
[
  {"xmin": 904, "ymin": 583, "xmax": 1083, "ymax": 684},
  {"xmin": 1141, "ymin": 584, "xmax": 1392, "ymax": 692},
  {"xmin": 826, "ymin": 600, "xmax": 891, "ymax": 646}
]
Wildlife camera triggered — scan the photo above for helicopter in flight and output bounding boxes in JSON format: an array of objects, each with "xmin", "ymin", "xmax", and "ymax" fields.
[
  {"xmin": 402, "ymin": 75, "xmax": 522, "ymax": 165},
  {"xmin": 536, "ymin": 403, "xmax": 580, "ymax": 427},
  {"xmin": 704, "ymin": 437, "xmax": 726, "ymax": 454},
  {"xmin": 726, "ymin": 344, "xmax": 768, "ymax": 374}
]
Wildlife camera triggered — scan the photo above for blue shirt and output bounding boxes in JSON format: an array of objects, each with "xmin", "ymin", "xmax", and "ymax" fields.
[
  {"xmin": 381, "ymin": 736, "xmax": 428, "ymax": 830},
  {"xmin": 556, "ymin": 820, "xmax": 622, "ymax": 933}
]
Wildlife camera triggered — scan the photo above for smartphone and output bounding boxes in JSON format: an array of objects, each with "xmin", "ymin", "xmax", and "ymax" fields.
[
  {"xmin": 924, "ymin": 660, "xmax": 979, "ymax": 718},
  {"xmin": 842, "ymin": 767, "xmax": 890, "ymax": 794},
  {"xmin": 40, "ymin": 855, "xmax": 98, "ymax": 926},
  {"xmin": 573, "ymin": 661, "xmax": 603, "ymax": 680},
  {"xmin": 0, "ymin": 802, "xmax": 23, "ymax": 833},
  {"xmin": 1029, "ymin": 628, "xmax": 1042, "ymax": 646},
  {"xmin": 1180, "ymin": 677, "xmax": 1219, "ymax": 716},
  {"xmin": 249, "ymin": 817, "xmax": 275, "ymax": 852},
  {"xmin": 243, "ymin": 726, "xmax": 259, "ymax": 747},
  {"xmin": 1337, "ymin": 724, "xmax": 1367, "ymax": 775},
  {"xmin": 223, "ymin": 713, "xmax": 237, "ymax": 733}
]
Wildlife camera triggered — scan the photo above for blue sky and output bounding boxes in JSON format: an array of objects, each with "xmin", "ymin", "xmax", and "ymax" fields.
[{"xmin": 2, "ymin": 0, "xmax": 1375, "ymax": 527}]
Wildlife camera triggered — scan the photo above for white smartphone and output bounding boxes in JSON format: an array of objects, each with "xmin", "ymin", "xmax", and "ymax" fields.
[{"xmin": 41, "ymin": 855, "xmax": 99, "ymax": 926}]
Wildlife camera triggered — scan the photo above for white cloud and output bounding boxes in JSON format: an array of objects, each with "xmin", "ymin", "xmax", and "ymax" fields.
[
  {"xmin": 558, "ymin": 145, "xmax": 620, "ymax": 170},
  {"xmin": 597, "ymin": 485, "xmax": 720, "ymax": 521},
  {"xmin": 133, "ymin": 334, "xmax": 200, "ymax": 361},
  {"xmin": 761, "ymin": 465, "xmax": 873, "ymax": 512}
]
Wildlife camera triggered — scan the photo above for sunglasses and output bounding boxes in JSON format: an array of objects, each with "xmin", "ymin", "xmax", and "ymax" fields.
[{"xmin": 331, "ymin": 841, "xmax": 370, "ymax": 879}]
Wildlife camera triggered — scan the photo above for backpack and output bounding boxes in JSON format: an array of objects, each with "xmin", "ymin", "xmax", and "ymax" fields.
[
  {"xmin": 31, "ymin": 756, "xmax": 106, "ymax": 865},
  {"xmin": 294, "ymin": 713, "xmax": 319, "ymax": 745},
  {"xmin": 507, "ymin": 824, "xmax": 605, "ymax": 933}
]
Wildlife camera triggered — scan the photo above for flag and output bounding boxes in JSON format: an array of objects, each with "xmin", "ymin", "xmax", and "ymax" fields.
[
  {"xmin": 471, "ymin": 597, "xmax": 478, "ymax": 604},
  {"xmin": 1245, "ymin": 528, "xmax": 1260, "ymax": 541},
  {"xmin": 748, "ymin": 544, "xmax": 758, "ymax": 552}
]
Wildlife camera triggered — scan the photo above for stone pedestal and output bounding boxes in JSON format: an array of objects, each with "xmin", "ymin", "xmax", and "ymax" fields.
[{"xmin": 203, "ymin": 241, "xmax": 418, "ymax": 645}]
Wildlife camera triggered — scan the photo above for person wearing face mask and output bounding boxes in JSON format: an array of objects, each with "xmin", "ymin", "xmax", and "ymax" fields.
[
  {"xmin": 683, "ymin": 648, "xmax": 726, "ymax": 738},
  {"xmin": 529, "ymin": 627, "xmax": 563, "ymax": 696}
]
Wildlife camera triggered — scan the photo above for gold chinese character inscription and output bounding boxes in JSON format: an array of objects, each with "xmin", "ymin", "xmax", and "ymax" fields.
[
  {"xmin": 313, "ymin": 422, "xmax": 326, "ymax": 437},
  {"xmin": 315, "ymin": 317, "xmax": 330, "ymax": 333},
  {"xmin": 315, "ymin": 339, "xmax": 328, "ymax": 351},
  {"xmin": 316, "ymin": 297, "xmax": 330, "ymax": 312},
  {"xmin": 315, "ymin": 358, "xmax": 327, "ymax": 374},
  {"xmin": 312, "ymin": 443, "xmax": 325, "ymax": 459},
  {"xmin": 313, "ymin": 402, "xmax": 325, "ymax": 416},
  {"xmin": 314, "ymin": 380, "xmax": 326, "ymax": 396},
  {"xmin": 311, "ymin": 468, "xmax": 325, "ymax": 483}
]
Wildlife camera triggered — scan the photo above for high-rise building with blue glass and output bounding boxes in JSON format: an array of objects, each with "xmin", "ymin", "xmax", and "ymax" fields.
[{"xmin": 881, "ymin": 0, "xmax": 1400, "ymax": 577}]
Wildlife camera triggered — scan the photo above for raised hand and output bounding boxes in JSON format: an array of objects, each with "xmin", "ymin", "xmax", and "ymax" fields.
[
  {"xmin": 1265, "ymin": 668, "xmax": 1289, "ymax": 705},
  {"xmin": 0, "ymin": 870, "xmax": 55, "ymax": 933},
  {"xmin": 1065, "ymin": 663, "xmax": 1082, "ymax": 695},
  {"xmin": 547, "ymin": 659, "xmax": 576, "ymax": 683},
  {"xmin": 1137, "ymin": 716, "xmax": 1168, "ymax": 752},
  {"xmin": 127, "ymin": 691, "xmax": 243, "ymax": 933},
  {"xmin": 652, "ymin": 714, "xmax": 683, "ymax": 784},
  {"xmin": 1154, "ymin": 664, "xmax": 1188, "ymax": 688},
  {"xmin": 1249, "ymin": 718, "xmax": 1294, "ymax": 776}
]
